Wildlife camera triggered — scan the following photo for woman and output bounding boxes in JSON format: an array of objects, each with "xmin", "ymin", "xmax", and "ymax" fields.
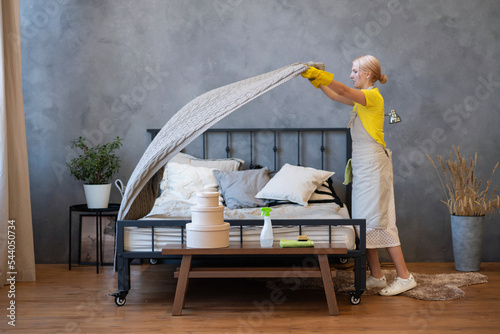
[{"xmin": 301, "ymin": 55, "xmax": 417, "ymax": 296}]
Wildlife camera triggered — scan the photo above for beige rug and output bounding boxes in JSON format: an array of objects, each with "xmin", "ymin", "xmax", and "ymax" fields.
[
  {"xmin": 334, "ymin": 269, "xmax": 488, "ymax": 301},
  {"xmin": 261, "ymin": 269, "xmax": 487, "ymax": 301}
]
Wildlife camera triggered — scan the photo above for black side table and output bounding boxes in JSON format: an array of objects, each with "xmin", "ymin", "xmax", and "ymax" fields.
[{"xmin": 69, "ymin": 203, "xmax": 120, "ymax": 273}]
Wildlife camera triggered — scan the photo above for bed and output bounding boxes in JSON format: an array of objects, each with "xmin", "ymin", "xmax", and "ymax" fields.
[{"xmin": 111, "ymin": 128, "xmax": 366, "ymax": 306}]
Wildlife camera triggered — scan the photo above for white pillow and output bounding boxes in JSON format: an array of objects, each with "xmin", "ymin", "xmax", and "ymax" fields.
[
  {"xmin": 164, "ymin": 162, "xmax": 220, "ymax": 204},
  {"xmin": 159, "ymin": 153, "xmax": 244, "ymax": 192},
  {"xmin": 255, "ymin": 164, "xmax": 334, "ymax": 206},
  {"xmin": 190, "ymin": 157, "xmax": 244, "ymax": 171},
  {"xmin": 170, "ymin": 152, "xmax": 196, "ymax": 164},
  {"xmin": 159, "ymin": 153, "xmax": 196, "ymax": 192}
]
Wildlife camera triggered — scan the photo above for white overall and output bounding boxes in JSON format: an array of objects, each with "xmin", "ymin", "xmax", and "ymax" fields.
[{"xmin": 348, "ymin": 104, "xmax": 401, "ymax": 249}]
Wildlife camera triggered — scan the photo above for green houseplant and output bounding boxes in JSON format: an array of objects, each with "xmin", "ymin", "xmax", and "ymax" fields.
[
  {"xmin": 427, "ymin": 147, "xmax": 500, "ymax": 271},
  {"xmin": 67, "ymin": 136, "xmax": 123, "ymax": 208}
]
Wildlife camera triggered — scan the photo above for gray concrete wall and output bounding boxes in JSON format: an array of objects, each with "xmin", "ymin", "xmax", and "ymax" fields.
[{"xmin": 20, "ymin": 0, "xmax": 500, "ymax": 263}]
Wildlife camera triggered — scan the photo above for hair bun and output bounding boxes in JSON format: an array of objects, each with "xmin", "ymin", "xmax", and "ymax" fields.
[{"xmin": 379, "ymin": 74, "xmax": 388, "ymax": 84}]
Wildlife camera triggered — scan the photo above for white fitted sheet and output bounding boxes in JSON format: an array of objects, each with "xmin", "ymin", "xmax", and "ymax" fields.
[{"xmin": 125, "ymin": 202, "xmax": 357, "ymax": 251}]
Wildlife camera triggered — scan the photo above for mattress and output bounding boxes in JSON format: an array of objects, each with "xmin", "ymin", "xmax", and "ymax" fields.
[{"xmin": 124, "ymin": 201, "xmax": 356, "ymax": 252}]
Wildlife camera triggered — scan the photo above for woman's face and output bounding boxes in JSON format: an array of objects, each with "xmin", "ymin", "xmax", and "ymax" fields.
[{"xmin": 350, "ymin": 61, "xmax": 370, "ymax": 89}]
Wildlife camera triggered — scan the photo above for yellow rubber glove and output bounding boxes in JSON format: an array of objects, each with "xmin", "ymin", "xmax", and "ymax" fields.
[{"xmin": 301, "ymin": 67, "xmax": 334, "ymax": 88}]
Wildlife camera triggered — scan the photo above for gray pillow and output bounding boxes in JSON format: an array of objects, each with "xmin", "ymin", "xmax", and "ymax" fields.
[{"xmin": 213, "ymin": 168, "xmax": 271, "ymax": 209}]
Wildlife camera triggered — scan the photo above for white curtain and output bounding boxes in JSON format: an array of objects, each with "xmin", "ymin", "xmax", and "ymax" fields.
[{"xmin": 0, "ymin": 0, "xmax": 36, "ymax": 283}]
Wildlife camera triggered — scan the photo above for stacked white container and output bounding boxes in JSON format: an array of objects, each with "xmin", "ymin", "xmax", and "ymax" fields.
[{"xmin": 186, "ymin": 192, "xmax": 230, "ymax": 248}]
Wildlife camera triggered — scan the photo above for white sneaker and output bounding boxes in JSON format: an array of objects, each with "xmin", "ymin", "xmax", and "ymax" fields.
[
  {"xmin": 366, "ymin": 275, "xmax": 387, "ymax": 289},
  {"xmin": 379, "ymin": 274, "xmax": 417, "ymax": 296}
]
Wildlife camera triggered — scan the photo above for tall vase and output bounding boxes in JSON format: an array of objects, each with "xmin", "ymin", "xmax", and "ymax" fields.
[{"xmin": 450, "ymin": 215, "xmax": 485, "ymax": 271}]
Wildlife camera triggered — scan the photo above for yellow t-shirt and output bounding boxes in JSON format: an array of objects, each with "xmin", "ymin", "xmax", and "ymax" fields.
[{"xmin": 353, "ymin": 87, "xmax": 386, "ymax": 147}]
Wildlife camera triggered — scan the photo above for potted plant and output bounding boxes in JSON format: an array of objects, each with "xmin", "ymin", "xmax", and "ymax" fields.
[
  {"xmin": 67, "ymin": 136, "xmax": 123, "ymax": 209},
  {"xmin": 427, "ymin": 147, "xmax": 500, "ymax": 271}
]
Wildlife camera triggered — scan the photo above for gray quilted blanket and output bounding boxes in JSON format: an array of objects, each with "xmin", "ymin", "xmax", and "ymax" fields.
[{"xmin": 118, "ymin": 63, "xmax": 308, "ymax": 220}]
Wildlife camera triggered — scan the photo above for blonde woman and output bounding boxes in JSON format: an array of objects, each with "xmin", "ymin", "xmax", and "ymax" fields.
[{"xmin": 302, "ymin": 55, "xmax": 417, "ymax": 296}]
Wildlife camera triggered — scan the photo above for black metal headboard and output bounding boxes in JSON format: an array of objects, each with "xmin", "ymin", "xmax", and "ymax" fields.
[{"xmin": 147, "ymin": 128, "xmax": 352, "ymax": 211}]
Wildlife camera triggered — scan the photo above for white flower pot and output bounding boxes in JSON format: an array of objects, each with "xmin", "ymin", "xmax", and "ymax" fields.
[{"xmin": 83, "ymin": 184, "xmax": 111, "ymax": 209}]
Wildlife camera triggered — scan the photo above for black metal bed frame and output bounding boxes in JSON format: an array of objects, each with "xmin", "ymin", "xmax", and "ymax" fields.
[{"xmin": 111, "ymin": 128, "xmax": 366, "ymax": 306}]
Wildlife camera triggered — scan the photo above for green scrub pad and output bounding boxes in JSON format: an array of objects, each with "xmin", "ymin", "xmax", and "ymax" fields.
[{"xmin": 279, "ymin": 239, "xmax": 314, "ymax": 248}]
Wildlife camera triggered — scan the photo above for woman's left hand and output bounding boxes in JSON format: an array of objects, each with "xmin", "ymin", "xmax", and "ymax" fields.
[
  {"xmin": 301, "ymin": 67, "xmax": 320, "ymax": 79},
  {"xmin": 301, "ymin": 67, "xmax": 334, "ymax": 88}
]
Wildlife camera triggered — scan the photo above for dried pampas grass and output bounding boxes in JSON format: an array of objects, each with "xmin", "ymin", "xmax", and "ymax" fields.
[{"xmin": 427, "ymin": 146, "xmax": 500, "ymax": 216}]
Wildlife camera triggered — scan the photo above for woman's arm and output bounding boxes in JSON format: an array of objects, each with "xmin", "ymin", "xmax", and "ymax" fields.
[
  {"xmin": 326, "ymin": 80, "xmax": 367, "ymax": 106},
  {"xmin": 302, "ymin": 67, "xmax": 367, "ymax": 106},
  {"xmin": 319, "ymin": 85, "xmax": 355, "ymax": 106}
]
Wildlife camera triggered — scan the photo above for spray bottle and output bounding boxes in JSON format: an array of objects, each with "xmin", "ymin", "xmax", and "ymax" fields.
[{"xmin": 260, "ymin": 207, "xmax": 273, "ymax": 247}]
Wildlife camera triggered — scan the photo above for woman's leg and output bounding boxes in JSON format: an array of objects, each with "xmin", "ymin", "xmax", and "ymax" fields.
[
  {"xmin": 386, "ymin": 245, "xmax": 410, "ymax": 279},
  {"xmin": 366, "ymin": 248, "xmax": 384, "ymax": 278},
  {"xmin": 379, "ymin": 245, "xmax": 416, "ymax": 295}
]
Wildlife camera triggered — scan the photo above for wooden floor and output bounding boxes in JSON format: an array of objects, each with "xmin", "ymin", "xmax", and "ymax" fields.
[{"xmin": 1, "ymin": 262, "xmax": 499, "ymax": 333}]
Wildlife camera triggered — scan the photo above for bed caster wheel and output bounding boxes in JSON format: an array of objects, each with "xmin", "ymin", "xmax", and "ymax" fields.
[
  {"xmin": 149, "ymin": 258, "xmax": 158, "ymax": 265},
  {"xmin": 110, "ymin": 291, "xmax": 128, "ymax": 306},
  {"xmin": 350, "ymin": 294, "xmax": 361, "ymax": 305},
  {"xmin": 115, "ymin": 296, "xmax": 126, "ymax": 306},
  {"xmin": 339, "ymin": 257, "xmax": 348, "ymax": 264}
]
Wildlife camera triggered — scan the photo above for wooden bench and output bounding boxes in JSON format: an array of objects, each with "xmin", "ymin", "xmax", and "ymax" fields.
[{"xmin": 162, "ymin": 242, "xmax": 347, "ymax": 316}]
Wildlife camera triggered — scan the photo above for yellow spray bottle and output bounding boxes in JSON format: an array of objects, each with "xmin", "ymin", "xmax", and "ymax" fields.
[{"xmin": 260, "ymin": 207, "xmax": 273, "ymax": 247}]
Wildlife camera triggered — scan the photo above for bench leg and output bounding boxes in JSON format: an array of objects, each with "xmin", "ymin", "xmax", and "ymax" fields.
[
  {"xmin": 172, "ymin": 254, "xmax": 193, "ymax": 316},
  {"xmin": 318, "ymin": 254, "xmax": 339, "ymax": 316}
]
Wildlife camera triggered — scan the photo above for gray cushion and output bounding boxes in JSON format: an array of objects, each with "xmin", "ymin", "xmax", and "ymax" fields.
[{"xmin": 213, "ymin": 168, "xmax": 271, "ymax": 209}]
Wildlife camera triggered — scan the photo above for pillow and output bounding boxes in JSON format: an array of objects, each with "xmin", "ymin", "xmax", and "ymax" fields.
[
  {"xmin": 190, "ymin": 157, "xmax": 244, "ymax": 171},
  {"xmin": 255, "ymin": 164, "xmax": 334, "ymax": 206},
  {"xmin": 170, "ymin": 152, "xmax": 196, "ymax": 164},
  {"xmin": 159, "ymin": 153, "xmax": 196, "ymax": 192},
  {"xmin": 164, "ymin": 162, "xmax": 220, "ymax": 204},
  {"xmin": 213, "ymin": 168, "xmax": 271, "ymax": 209},
  {"xmin": 308, "ymin": 177, "xmax": 344, "ymax": 207},
  {"xmin": 159, "ymin": 153, "xmax": 244, "ymax": 193}
]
